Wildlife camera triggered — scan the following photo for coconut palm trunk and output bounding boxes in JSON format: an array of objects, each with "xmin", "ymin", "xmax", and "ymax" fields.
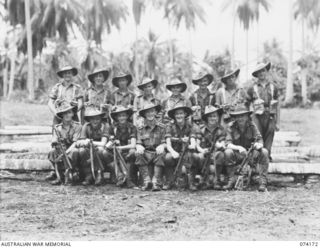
[
  {"xmin": 301, "ymin": 18, "xmax": 307, "ymax": 105},
  {"xmin": 25, "ymin": 0, "xmax": 34, "ymax": 101},
  {"xmin": 285, "ymin": 0, "xmax": 294, "ymax": 104},
  {"xmin": 7, "ymin": 28, "xmax": 16, "ymax": 100},
  {"xmin": 246, "ymin": 29, "xmax": 249, "ymax": 82}
]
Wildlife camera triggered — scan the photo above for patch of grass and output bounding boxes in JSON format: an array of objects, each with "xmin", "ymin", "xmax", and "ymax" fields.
[
  {"xmin": 0, "ymin": 101, "xmax": 319, "ymax": 146},
  {"xmin": 280, "ymin": 108, "xmax": 320, "ymax": 146},
  {"xmin": 0, "ymin": 100, "xmax": 52, "ymax": 127}
]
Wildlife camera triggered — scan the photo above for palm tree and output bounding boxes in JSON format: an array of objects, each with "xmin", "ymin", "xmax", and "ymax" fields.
[
  {"xmin": 161, "ymin": 0, "xmax": 206, "ymax": 82},
  {"xmin": 294, "ymin": 0, "xmax": 320, "ymax": 105},
  {"xmin": 223, "ymin": 0, "xmax": 270, "ymax": 79},
  {"xmin": 5, "ymin": 0, "xmax": 85, "ymax": 100},
  {"xmin": 285, "ymin": 0, "xmax": 294, "ymax": 104},
  {"xmin": 132, "ymin": 0, "xmax": 146, "ymax": 82}
]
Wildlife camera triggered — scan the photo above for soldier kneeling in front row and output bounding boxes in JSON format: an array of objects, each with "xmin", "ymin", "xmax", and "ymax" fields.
[
  {"xmin": 47, "ymin": 100, "xmax": 82, "ymax": 185},
  {"xmin": 224, "ymin": 104, "xmax": 269, "ymax": 192}
]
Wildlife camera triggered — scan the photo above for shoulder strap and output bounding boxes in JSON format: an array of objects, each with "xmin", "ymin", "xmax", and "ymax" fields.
[
  {"xmin": 194, "ymin": 93, "xmax": 198, "ymax": 105},
  {"xmin": 115, "ymin": 91, "xmax": 118, "ymax": 105},
  {"xmin": 222, "ymin": 87, "xmax": 226, "ymax": 104},
  {"xmin": 253, "ymin": 84, "xmax": 260, "ymax": 99},
  {"xmin": 270, "ymin": 83, "xmax": 274, "ymax": 100},
  {"xmin": 73, "ymin": 85, "xmax": 76, "ymax": 99},
  {"xmin": 58, "ymin": 84, "xmax": 63, "ymax": 99}
]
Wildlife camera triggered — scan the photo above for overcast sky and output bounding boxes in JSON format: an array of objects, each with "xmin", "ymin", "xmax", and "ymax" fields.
[
  {"xmin": 100, "ymin": 0, "xmax": 320, "ymax": 79},
  {"xmin": 2, "ymin": 0, "xmax": 319, "ymax": 81}
]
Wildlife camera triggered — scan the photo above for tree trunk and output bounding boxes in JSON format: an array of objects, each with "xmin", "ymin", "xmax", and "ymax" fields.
[
  {"xmin": 7, "ymin": 45, "xmax": 17, "ymax": 100},
  {"xmin": 168, "ymin": 22, "xmax": 174, "ymax": 66},
  {"xmin": 246, "ymin": 29, "xmax": 249, "ymax": 82},
  {"xmin": 25, "ymin": 0, "xmax": 34, "ymax": 101},
  {"xmin": 257, "ymin": 19, "xmax": 260, "ymax": 62},
  {"xmin": 134, "ymin": 24, "xmax": 139, "ymax": 83},
  {"xmin": 301, "ymin": 19, "xmax": 308, "ymax": 105},
  {"xmin": 285, "ymin": 0, "xmax": 294, "ymax": 104},
  {"xmin": 231, "ymin": 0, "xmax": 236, "ymax": 68},
  {"xmin": 188, "ymin": 29, "xmax": 193, "ymax": 88},
  {"xmin": 3, "ymin": 57, "xmax": 9, "ymax": 97}
]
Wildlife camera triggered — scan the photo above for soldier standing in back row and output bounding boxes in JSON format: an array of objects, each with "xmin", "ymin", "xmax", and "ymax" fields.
[
  {"xmin": 162, "ymin": 78, "xmax": 191, "ymax": 124},
  {"xmin": 84, "ymin": 68, "xmax": 111, "ymax": 123},
  {"xmin": 48, "ymin": 66, "xmax": 84, "ymax": 125},
  {"xmin": 190, "ymin": 71, "xmax": 216, "ymax": 122},
  {"xmin": 109, "ymin": 72, "xmax": 135, "ymax": 107},
  {"xmin": 247, "ymin": 62, "xmax": 280, "ymax": 161},
  {"xmin": 133, "ymin": 77, "xmax": 162, "ymax": 127},
  {"xmin": 216, "ymin": 68, "xmax": 248, "ymax": 125}
]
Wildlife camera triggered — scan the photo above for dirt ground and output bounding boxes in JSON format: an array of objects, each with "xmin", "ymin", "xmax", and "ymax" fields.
[
  {"xmin": 1, "ymin": 101, "xmax": 320, "ymax": 240},
  {"xmin": 0, "ymin": 174, "xmax": 320, "ymax": 241}
]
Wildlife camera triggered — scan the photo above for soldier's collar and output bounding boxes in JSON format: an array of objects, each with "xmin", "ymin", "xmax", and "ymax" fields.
[
  {"xmin": 145, "ymin": 119, "xmax": 156, "ymax": 128},
  {"xmin": 205, "ymin": 124, "xmax": 220, "ymax": 132},
  {"xmin": 116, "ymin": 89, "xmax": 130, "ymax": 95},
  {"xmin": 170, "ymin": 94, "xmax": 183, "ymax": 99},
  {"xmin": 90, "ymin": 85, "xmax": 105, "ymax": 93},
  {"xmin": 196, "ymin": 88, "xmax": 210, "ymax": 94},
  {"xmin": 62, "ymin": 81, "xmax": 74, "ymax": 88}
]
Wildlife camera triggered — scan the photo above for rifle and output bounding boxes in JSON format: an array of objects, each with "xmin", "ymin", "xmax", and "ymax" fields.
[
  {"xmin": 53, "ymin": 126, "xmax": 76, "ymax": 184},
  {"xmin": 89, "ymin": 139, "xmax": 96, "ymax": 180},
  {"xmin": 172, "ymin": 137, "xmax": 189, "ymax": 183},
  {"xmin": 110, "ymin": 136, "xmax": 127, "ymax": 185},
  {"xmin": 235, "ymin": 144, "xmax": 255, "ymax": 190},
  {"xmin": 201, "ymin": 135, "xmax": 219, "ymax": 178}
]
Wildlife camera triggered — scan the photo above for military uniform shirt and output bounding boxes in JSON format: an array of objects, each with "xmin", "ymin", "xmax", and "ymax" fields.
[
  {"xmin": 109, "ymin": 89, "xmax": 135, "ymax": 107},
  {"xmin": 198, "ymin": 125, "xmax": 226, "ymax": 149},
  {"xmin": 84, "ymin": 86, "xmax": 110, "ymax": 108},
  {"xmin": 80, "ymin": 122, "xmax": 110, "ymax": 141},
  {"xmin": 52, "ymin": 121, "xmax": 82, "ymax": 146},
  {"xmin": 49, "ymin": 81, "xmax": 83, "ymax": 103},
  {"xmin": 247, "ymin": 81, "xmax": 279, "ymax": 107},
  {"xmin": 133, "ymin": 95, "xmax": 161, "ymax": 112},
  {"xmin": 189, "ymin": 88, "xmax": 216, "ymax": 113},
  {"xmin": 109, "ymin": 122, "xmax": 137, "ymax": 146},
  {"xmin": 215, "ymin": 87, "xmax": 247, "ymax": 109},
  {"xmin": 162, "ymin": 95, "xmax": 191, "ymax": 122},
  {"xmin": 226, "ymin": 121, "xmax": 263, "ymax": 150},
  {"xmin": 165, "ymin": 122, "xmax": 198, "ymax": 152},
  {"xmin": 137, "ymin": 121, "xmax": 166, "ymax": 150}
]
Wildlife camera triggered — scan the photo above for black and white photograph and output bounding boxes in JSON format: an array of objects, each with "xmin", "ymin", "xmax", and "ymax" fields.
[{"xmin": 0, "ymin": 0, "xmax": 320, "ymax": 244}]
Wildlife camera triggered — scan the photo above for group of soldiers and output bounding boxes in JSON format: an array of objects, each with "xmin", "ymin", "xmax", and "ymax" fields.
[{"xmin": 46, "ymin": 61, "xmax": 279, "ymax": 192}]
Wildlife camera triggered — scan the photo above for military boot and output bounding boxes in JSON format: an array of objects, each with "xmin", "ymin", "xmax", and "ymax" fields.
[
  {"xmin": 82, "ymin": 175, "xmax": 93, "ymax": 186},
  {"xmin": 50, "ymin": 178, "xmax": 62, "ymax": 185},
  {"xmin": 258, "ymin": 176, "xmax": 267, "ymax": 192},
  {"xmin": 188, "ymin": 173, "xmax": 197, "ymax": 191},
  {"xmin": 223, "ymin": 166, "xmax": 236, "ymax": 190},
  {"xmin": 152, "ymin": 166, "xmax": 163, "ymax": 191},
  {"xmin": 139, "ymin": 166, "xmax": 152, "ymax": 191},
  {"xmin": 94, "ymin": 170, "xmax": 104, "ymax": 186},
  {"xmin": 45, "ymin": 171, "xmax": 56, "ymax": 181}
]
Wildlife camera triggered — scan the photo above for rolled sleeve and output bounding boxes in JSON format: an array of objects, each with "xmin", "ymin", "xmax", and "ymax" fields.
[{"xmin": 49, "ymin": 84, "xmax": 59, "ymax": 100}]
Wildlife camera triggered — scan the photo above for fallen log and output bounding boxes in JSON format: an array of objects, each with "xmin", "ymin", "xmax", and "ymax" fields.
[
  {"xmin": 0, "ymin": 142, "xmax": 50, "ymax": 154},
  {"xmin": 0, "ymin": 158, "xmax": 52, "ymax": 171},
  {"xmin": 272, "ymin": 146, "xmax": 320, "ymax": 157},
  {"xmin": 4, "ymin": 125, "xmax": 51, "ymax": 131},
  {"xmin": 0, "ymin": 129, "xmax": 51, "ymax": 136},
  {"xmin": 268, "ymin": 162, "xmax": 320, "ymax": 174}
]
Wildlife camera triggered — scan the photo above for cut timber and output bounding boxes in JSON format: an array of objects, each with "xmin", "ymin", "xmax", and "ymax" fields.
[
  {"xmin": 0, "ymin": 158, "xmax": 52, "ymax": 171},
  {"xmin": 272, "ymin": 146, "xmax": 320, "ymax": 158},
  {"xmin": 269, "ymin": 162, "xmax": 320, "ymax": 174},
  {"xmin": 4, "ymin": 125, "xmax": 51, "ymax": 131},
  {"xmin": 0, "ymin": 142, "xmax": 50, "ymax": 154},
  {"xmin": 273, "ymin": 131, "xmax": 302, "ymax": 147},
  {"xmin": 0, "ymin": 129, "xmax": 51, "ymax": 136}
]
